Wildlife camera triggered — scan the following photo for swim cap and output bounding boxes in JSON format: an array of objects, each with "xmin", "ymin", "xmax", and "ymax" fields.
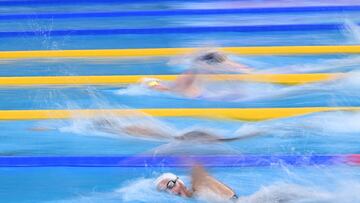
[
  {"xmin": 141, "ymin": 78, "xmax": 161, "ymax": 88},
  {"xmin": 154, "ymin": 173, "xmax": 181, "ymax": 190},
  {"xmin": 196, "ymin": 52, "xmax": 227, "ymax": 64},
  {"xmin": 148, "ymin": 80, "xmax": 160, "ymax": 87}
]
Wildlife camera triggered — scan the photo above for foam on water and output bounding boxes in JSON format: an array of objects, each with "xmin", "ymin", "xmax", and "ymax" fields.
[
  {"xmin": 49, "ymin": 177, "xmax": 191, "ymax": 203},
  {"xmin": 115, "ymin": 84, "xmax": 159, "ymax": 96},
  {"xmin": 237, "ymin": 183, "xmax": 331, "ymax": 203},
  {"xmin": 258, "ymin": 56, "xmax": 360, "ymax": 74},
  {"xmin": 289, "ymin": 111, "xmax": 360, "ymax": 134},
  {"xmin": 48, "ymin": 183, "xmax": 351, "ymax": 203},
  {"xmin": 237, "ymin": 109, "xmax": 360, "ymax": 139}
]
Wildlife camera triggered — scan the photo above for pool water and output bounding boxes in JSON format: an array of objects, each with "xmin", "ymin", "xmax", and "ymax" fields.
[{"xmin": 1, "ymin": 1, "xmax": 360, "ymax": 202}]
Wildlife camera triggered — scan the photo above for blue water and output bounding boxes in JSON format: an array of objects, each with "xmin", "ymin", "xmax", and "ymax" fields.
[{"xmin": 1, "ymin": 1, "xmax": 360, "ymax": 202}]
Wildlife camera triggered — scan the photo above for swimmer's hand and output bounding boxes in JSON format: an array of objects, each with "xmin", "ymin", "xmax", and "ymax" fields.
[{"xmin": 221, "ymin": 60, "xmax": 254, "ymax": 74}]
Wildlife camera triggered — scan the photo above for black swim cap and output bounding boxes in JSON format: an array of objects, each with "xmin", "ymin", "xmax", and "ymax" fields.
[{"xmin": 196, "ymin": 52, "xmax": 227, "ymax": 64}]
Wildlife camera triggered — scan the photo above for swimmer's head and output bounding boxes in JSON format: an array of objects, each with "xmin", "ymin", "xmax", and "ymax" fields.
[
  {"xmin": 195, "ymin": 51, "xmax": 227, "ymax": 65},
  {"xmin": 155, "ymin": 173, "xmax": 190, "ymax": 197}
]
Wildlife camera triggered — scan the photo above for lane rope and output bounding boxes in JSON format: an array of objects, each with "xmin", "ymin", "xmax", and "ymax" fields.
[
  {"xmin": 1, "ymin": 45, "xmax": 360, "ymax": 59},
  {"xmin": 0, "ymin": 107, "xmax": 359, "ymax": 121},
  {"xmin": 0, "ymin": 155, "xmax": 351, "ymax": 167},
  {"xmin": 0, "ymin": 73, "xmax": 343, "ymax": 86},
  {"xmin": 2, "ymin": 6, "xmax": 360, "ymax": 19},
  {"xmin": 0, "ymin": 24, "xmax": 350, "ymax": 37},
  {"xmin": 1, "ymin": 0, "xmax": 360, "ymax": 8}
]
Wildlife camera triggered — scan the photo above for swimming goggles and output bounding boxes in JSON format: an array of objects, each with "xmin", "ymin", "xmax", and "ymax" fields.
[{"xmin": 166, "ymin": 177, "xmax": 179, "ymax": 190}]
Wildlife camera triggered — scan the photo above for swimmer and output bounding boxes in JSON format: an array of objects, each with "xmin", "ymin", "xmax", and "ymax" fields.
[
  {"xmin": 155, "ymin": 166, "xmax": 322, "ymax": 202},
  {"xmin": 155, "ymin": 165, "xmax": 238, "ymax": 201},
  {"xmin": 141, "ymin": 72, "xmax": 202, "ymax": 98},
  {"xmin": 142, "ymin": 51, "xmax": 253, "ymax": 98},
  {"xmin": 93, "ymin": 118, "xmax": 263, "ymax": 143},
  {"xmin": 193, "ymin": 50, "xmax": 253, "ymax": 74},
  {"xmin": 30, "ymin": 117, "xmax": 263, "ymax": 143}
]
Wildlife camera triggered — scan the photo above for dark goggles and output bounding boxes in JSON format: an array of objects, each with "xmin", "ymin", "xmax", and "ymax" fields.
[{"xmin": 166, "ymin": 177, "xmax": 179, "ymax": 190}]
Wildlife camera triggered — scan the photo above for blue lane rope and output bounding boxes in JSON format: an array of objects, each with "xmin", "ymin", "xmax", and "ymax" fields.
[
  {"xmin": 0, "ymin": 0, "xmax": 152, "ymax": 6},
  {"xmin": 1, "ymin": 6, "xmax": 360, "ymax": 20},
  {"xmin": 0, "ymin": 155, "xmax": 344, "ymax": 167},
  {"xmin": 0, "ymin": 24, "xmax": 346, "ymax": 37},
  {"xmin": 2, "ymin": 0, "xmax": 360, "ymax": 9}
]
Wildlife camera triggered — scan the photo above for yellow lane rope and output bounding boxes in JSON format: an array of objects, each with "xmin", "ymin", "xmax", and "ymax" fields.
[
  {"xmin": 0, "ymin": 107, "xmax": 359, "ymax": 121},
  {"xmin": 0, "ymin": 73, "xmax": 343, "ymax": 86},
  {"xmin": 1, "ymin": 45, "xmax": 360, "ymax": 59}
]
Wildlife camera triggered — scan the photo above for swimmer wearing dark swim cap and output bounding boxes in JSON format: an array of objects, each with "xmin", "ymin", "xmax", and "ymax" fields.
[
  {"xmin": 195, "ymin": 52, "xmax": 227, "ymax": 65},
  {"xmin": 193, "ymin": 50, "xmax": 253, "ymax": 73}
]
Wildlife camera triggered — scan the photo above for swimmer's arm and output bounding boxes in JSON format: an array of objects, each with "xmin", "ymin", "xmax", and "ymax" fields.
[
  {"xmin": 172, "ymin": 72, "xmax": 198, "ymax": 88},
  {"xmin": 170, "ymin": 72, "xmax": 202, "ymax": 98},
  {"xmin": 223, "ymin": 60, "xmax": 253, "ymax": 73},
  {"xmin": 191, "ymin": 165, "xmax": 207, "ymax": 192},
  {"xmin": 152, "ymin": 83, "xmax": 171, "ymax": 91},
  {"xmin": 122, "ymin": 125, "xmax": 172, "ymax": 139},
  {"xmin": 191, "ymin": 165, "xmax": 236, "ymax": 198}
]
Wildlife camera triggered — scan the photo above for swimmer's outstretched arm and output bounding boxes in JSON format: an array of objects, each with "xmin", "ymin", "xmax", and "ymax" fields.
[
  {"xmin": 172, "ymin": 71, "xmax": 198, "ymax": 89},
  {"xmin": 222, "ymin": 60, "xmax": 253, "ymax": 73},
  {"xmin": 121, "ymin": 125, "xmax": 173, "ymax": 140},
  {"xmin": 93, "ymin": 118, "xmax": 174, "ymax": 140},
  {"xmin": 29, "ymin": 121, "xmax": 173, "ymax": 140},
  {"xmin": 191, "ymin": 165, "xmax": 236, "ymax": 199},
  {"xmin": 167, "ymin": 72, "xmax": 202, "ymax": 98}
]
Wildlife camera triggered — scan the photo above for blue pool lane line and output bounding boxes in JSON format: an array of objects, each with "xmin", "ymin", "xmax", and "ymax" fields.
[
  {"xmin": 2, "ymin": 6, "xmax": 360, "ymax": 20},
  {"xmin": 0, "ymin": 0, "xmax": 357, "ymax": 7},
  {"xmin": 0, "ymin": 24, "xmax": 348, "ymax": 37},
  {"xmin": 1, "ymin": 0, "xmax": 360, "ymax": 11},
  {"xmin": 0, "ymin": 155, "xmax": 347, "ymax": 167},
  {"xmin": 0, "ymin": 0, "xmax": 140, "ymax": 5}
]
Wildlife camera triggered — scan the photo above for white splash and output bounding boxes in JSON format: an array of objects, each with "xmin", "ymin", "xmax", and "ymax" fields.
[
  {"xmin": 296, "ymin": 111, "xmax": 360, "ymax": 134},
  {"xmin": 115, "ymin": 84, "xmax": 156, "ymax": 96},
  {"xmin": 116, "ymin": 178, "xmax": 189, "ymax": 203},
  {"xmin": 238, "ymin": 183, "xmax": 330, "ymax": 203}
]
